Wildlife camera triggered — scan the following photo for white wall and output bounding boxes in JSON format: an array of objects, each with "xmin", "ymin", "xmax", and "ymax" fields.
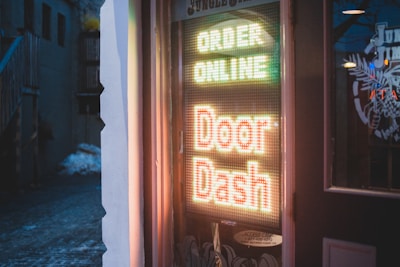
[{"xmin": 100, "ymin": 0, "xmax": 144, "ymax": 266}]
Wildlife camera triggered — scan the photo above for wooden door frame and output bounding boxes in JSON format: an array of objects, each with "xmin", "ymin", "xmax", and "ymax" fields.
[{"xmin": 143, "ymin": 0, "xmax": 296, "ymax": 266}]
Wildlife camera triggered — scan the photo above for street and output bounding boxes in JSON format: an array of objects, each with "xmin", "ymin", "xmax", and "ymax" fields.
[{"xmin": 0, "ymin": 173, "xmax": 105, "ymax": 266}]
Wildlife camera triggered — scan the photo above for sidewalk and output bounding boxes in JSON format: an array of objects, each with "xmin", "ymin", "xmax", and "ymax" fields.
[{"xmin": 0, "ymin": 173, "xmax": 105, "ymax": 266}]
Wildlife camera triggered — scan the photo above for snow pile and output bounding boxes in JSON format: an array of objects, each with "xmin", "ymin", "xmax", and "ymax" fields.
[{"xmin": 59, "ymin": 143, "xmax": 101, "ymax": 175}]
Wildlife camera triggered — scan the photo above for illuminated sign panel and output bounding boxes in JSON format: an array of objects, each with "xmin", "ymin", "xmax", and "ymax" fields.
[{"xmin": 183, "ymin": 2, "xmax": 281, "ymax": 228}]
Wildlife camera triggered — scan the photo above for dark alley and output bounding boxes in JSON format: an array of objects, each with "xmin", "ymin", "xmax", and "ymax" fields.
[{"xmin": 0, "ymin": 173, "xmax": 105, "ymax": 266}]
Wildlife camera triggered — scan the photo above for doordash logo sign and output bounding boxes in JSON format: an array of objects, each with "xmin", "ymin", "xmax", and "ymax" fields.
[
  {"xmin": 194, "ymin": 106, "xmax": 271, "ymax": 153},
  {"xmin": 184, "ymin": 7, "xmax": 281, "ymax": 227},
  {"xmin": 192, "ymin": 106, "xmax": 272, "ymax": 212}
]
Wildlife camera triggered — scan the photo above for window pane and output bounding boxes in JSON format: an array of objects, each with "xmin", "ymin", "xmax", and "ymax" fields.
[
  {"xmin": 57, "ymin": 13, "xmax": 65, "ymax": 46},
  {"xmin": 42, "ymin": 4, "xmax": 51, "ymax": 40},
  {"xmin": 24, "ymin": 0, "xmax": 34, "ymax": 32},
  {"xmin": 329, "ymin": 0, "xmax": 400, "ymax": 194},
  {"xmin": 183, "ymin": 4, "xmax": 281, "ymax": 229},
  {"xmin": 172, "ymin": 1, "xmax": 283, "ymax": 265}
]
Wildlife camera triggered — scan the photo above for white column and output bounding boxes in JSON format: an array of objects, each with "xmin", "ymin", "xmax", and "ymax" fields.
[{"xmin": 100, "ymin": 0, "xmax": 144, "ymax": 266}]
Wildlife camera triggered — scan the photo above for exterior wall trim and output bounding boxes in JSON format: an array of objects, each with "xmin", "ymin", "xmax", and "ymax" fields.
[
  {"xmin": 100, "ymin": 0, "xmax": 145, "ymax": 266},
  {"xmin": 281, "ymin": 0, "xmax": 296, "ymax": 266}
]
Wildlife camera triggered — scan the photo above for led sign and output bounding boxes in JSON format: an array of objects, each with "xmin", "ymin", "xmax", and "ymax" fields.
[
  {"xmin": 193, "ymin": 157, "xmax": 271, "ymax": 212},
  {"xmin": 184, "ymin": 3, "xmax": 280, "ymax": 228},
  {"xmin": 194, "ymin": 106, "xmax": 271, "ymax": 153},
  {"xmin": 197, "ymin": 23, "xmax": 265, "ymax": 52},
  {"xmin": 193, "ymin": 21, "xmax": 273, "ymax": 83},
  {"xmin": 194, "ymin": 55, "xmax": 269, "ymax": 83}
]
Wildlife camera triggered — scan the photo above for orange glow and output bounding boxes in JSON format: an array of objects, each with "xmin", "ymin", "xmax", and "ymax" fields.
[
  {"xmin": 385, "ymin": 59, "xmax": 389, "ymax": 66},
  {"xmin": 369, "ymin": 89, "xmax": 399, "ymax": 100}
]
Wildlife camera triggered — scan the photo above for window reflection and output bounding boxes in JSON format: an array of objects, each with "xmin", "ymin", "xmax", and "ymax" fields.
[{"xmin": 331, "ymin": 0, "xmax": 400, "ymax": 193}]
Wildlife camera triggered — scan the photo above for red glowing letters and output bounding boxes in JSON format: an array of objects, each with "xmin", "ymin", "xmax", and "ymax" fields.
[
  {"xmin": 193, "ymin": 157, "xmax": 271, "ymax": 212},
  {"xmin": 191, "ymin": 105, "xmax": 274, "ymax": 213},
  {"xmin": 194, "ymin": 105, "xmax": 271, "ymax": 154}
]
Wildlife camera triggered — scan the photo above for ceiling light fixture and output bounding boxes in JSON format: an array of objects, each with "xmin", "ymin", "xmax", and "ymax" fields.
[
  {"xmin": 342, "ymin": 9, "xmax": 365, "ymax": 15},
  {"xmin": 343, "ymin": 62, "xmax": 357, "ymax": 68}
]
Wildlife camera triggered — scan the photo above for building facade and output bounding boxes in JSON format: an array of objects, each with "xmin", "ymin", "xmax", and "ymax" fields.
[
  {"xmin": 100, "ymin": 0, "xmax": 400, "ymax": 266},
  {"xmin": 0, "ymin": 0, "xmax": 104, "ymax": 189}
]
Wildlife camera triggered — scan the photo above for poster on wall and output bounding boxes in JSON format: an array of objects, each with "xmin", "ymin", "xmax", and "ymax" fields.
[{"xmin": 182, "ymin": 1, "xmax": 281, "ymax": 230}]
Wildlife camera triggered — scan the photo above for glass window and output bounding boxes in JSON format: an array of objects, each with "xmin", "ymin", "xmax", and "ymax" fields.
[
  {"xmin": 24, "ymin": 0, "xmax": 34, "ymax": 33},
  {"xmin": 172, "ymin": 1, "xmax": 283, "ymax": 265},
  {"xmin": 57, "ymin": 13, "xmax": 65, "ymax": 46},
  {"xmin": 325, "ymin": 0, "xmax": 400, "ymax": 197},
  {"xmin": 42, "ymin": 3, "xmax": 51, "ymax": 40}
]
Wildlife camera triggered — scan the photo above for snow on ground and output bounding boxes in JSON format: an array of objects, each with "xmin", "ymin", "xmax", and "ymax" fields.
[{"xmin": 58, "ymin": 143, "xmax": 101, "ymax": 175}]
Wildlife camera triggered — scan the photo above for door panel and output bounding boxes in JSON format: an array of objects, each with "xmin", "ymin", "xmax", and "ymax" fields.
[{"xmin": 294, "ymin": 1, "xmax": 400, "ymax": 266}]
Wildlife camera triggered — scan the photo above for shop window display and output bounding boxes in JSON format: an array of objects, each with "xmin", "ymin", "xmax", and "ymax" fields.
[{"xmin": 325, "ymin": 0, "xmax": 400, "ymax": 197}]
